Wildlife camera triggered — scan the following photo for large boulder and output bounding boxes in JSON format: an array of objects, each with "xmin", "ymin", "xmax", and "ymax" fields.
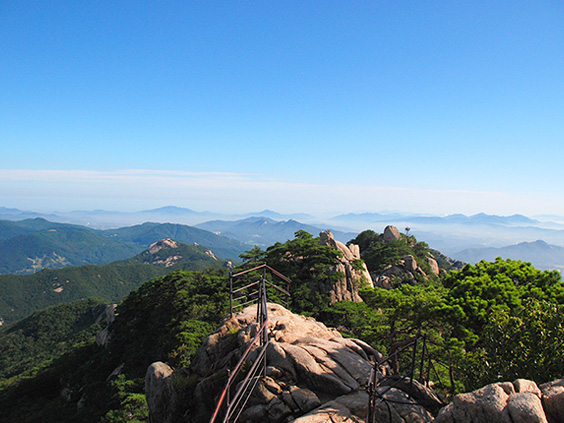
[
  {"xmin": 435, "ymin": 379, "xmax": 550, "ymax": 423},
  {"xmin": 427, "ymin": 257, "xmax": 440, "ymax": 276},
  {"xmin": 540, "ymin": 378, "xmax": 564, "ymax": 423},
  {"xmin": 383, "ymin": 225, "xmax": 402, "ymax": 242}
]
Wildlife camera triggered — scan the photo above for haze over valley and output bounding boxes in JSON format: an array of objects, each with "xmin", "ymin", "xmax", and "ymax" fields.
[{"xmin": 2, "ymin": 205, "xmax": 564, "ymax": 273}]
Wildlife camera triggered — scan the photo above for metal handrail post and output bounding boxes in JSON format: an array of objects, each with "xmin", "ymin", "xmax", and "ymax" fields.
[
  {"xmin": 409, "ymin": 337, "xmax": 418, "ymax": 385},
  {"xmin": 229, "ymin": 271, "xmax": 233, "ymax": 317},
  {"xmin": 419, "ymin": 335, "xmax": 427, "ymax": 383},
  {"xmin": 226, "ymin": 369, "xmax": 231, "ymax": 415}
]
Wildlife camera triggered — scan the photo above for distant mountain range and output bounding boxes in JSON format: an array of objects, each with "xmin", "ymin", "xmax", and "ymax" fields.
[
  {"xmin": 0, "ymin": 238, "xmax": 230, "ymax": 324},
  {"xmin": 0, "ymin": 206, "xmax": 318, "ymax": 229},
  {"xmin": 240, "ymin": 209, "xmax": 315, "ymax": 221},
  {"xmin": 0, "ymin": 206, "xmax": 216, "ymax": 229},
  {"xmin": 453, "ymin": 240, "xmax": 564, "ymax": 272},
  {"xmin": 327, "ymin": 212, "xmax": 564, "ymax": 256},
  {"xmin": 331, "ymin": 212, "xmax": 540, "ymax": 226},
  {"xmin": 194, "ymin": 216, "xmax": 356, "ymax": 246},
  {"xmin": 3, "ymin": 206, "xmax": 564, "ymax": 272}
]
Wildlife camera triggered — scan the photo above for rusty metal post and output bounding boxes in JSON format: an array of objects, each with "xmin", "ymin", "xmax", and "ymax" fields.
[
  {"xmin": 419, "ymin": 335, "xmax": 427, "ymax": 383},
  {"xmin": 226, "ymin": 368, "xmax": 231, "ymax": 413},
  {"xmin": 229, "ymin": 271, "xmax": 233, "ymax": 317}
]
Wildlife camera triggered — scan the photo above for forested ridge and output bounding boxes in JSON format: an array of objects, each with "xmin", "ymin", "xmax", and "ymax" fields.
[{"xmin": 0, "ymin": 240, "xmax": 231, "ymax": 325}]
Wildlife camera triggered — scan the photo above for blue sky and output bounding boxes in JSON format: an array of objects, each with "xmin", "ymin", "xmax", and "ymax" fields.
[{"xmin": 1, "ymin": 1, "xmax": 563, "ymax": 216}]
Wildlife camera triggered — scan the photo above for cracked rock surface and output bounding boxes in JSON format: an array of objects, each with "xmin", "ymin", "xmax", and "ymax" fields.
[
  {"xmin": 148, "ymin": 303, "xmax": 438, "ymax": 423},
  {"xmin": 146, "ymin": 303, "xmax": 564, "ymax": 423}
]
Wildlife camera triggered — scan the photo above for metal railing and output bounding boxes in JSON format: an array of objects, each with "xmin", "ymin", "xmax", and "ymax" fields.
[
  {"xmin": 229, "ymin": 263, "xmax": 291, "ymax": 316},
  {"xmin": 367, "ymin": 334, "xmax": 454, "ymax": 422},
  {"xmin": 367, "ymin": 335, "xmax": 425, "ymax": 423},
  {"xmin": 209, "ymin": 265, "xmax": 291, "ymax": 423}
]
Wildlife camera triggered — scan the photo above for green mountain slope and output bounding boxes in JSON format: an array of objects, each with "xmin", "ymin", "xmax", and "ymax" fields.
[
  {"xmin": 115, "ymin": 238, "xmax": 232, "ymax": 271},
  {"xmin": 103, "ymin": 221, "xmax": 247, "ymax": 259},
  {"xmin": 0, "ymin": 218, "xmax": 81, "ymax": 241},
  {"xmin": 0, "ymin": 263, "xmax": 166, "ymax": 325},
  {"xmin": 0, "ymin": 298, "xmax": 108, "ymax": 381},
  {"xmin": 0, "ymin": 218, "xmax": 247, "ymax": 275},
  {"xmin": 0, "ymin": 226, "xmax": 142, "ymax": 274},
  {"xmin": 0, "ymin": 239, "xmax": 233, "ymax": 325}
]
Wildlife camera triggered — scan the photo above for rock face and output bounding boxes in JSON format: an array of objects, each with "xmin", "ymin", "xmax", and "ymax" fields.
[
  {"xmin": 318, "ymin": 230, "xmax": 373, "ymax": 302},
  {"xmin": 435, "ymin": 378, "xmax": 559, "ymax": 423},
  {"xmin": 95, "ymin": 304, "xmax": 117, "ymax": 347},
  {"xmin": 145, "ymin": 362, "xmax": 177, "ymax": 423},
  {"xmin": 146, "ymin": 303, "xmax": 439, "ymax": 423}
]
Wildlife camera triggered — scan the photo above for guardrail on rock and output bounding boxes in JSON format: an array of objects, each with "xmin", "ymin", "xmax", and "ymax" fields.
[{"xmin": 209, "ymin": 264, "xmax": 290, "ymax": 423}]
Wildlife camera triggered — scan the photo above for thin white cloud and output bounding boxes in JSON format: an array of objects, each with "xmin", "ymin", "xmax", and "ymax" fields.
[{"xmin": 0, "ymin": 168, "xmax": 557, "ymax": 216}]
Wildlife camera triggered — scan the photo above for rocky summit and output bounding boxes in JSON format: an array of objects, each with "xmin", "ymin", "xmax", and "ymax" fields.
[{"xmin": 145, "ymin": 303, "xmax": 443, "ymax": 423}]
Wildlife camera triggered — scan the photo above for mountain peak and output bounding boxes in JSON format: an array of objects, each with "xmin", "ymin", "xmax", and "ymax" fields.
[
  {"xmin": 142, "ymin": 206, "xmax": 197, "ymax": 214},
  {"xmin": 148, "ymin": 238, "xmax": 179, "ymax": 254}
]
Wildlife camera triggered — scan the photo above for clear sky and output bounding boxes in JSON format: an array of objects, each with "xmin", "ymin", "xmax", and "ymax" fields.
[{"xmin": 1, "ymin": 1, "xmax": 563, "ymax": 217}]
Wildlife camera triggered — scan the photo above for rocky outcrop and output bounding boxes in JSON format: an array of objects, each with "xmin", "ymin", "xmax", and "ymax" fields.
[
  {"xmin": 383, "ymin": 225, "xmax": 402, "ymax": 242},
  {"xmin": 146, "ymin": 303, "xmax": 439, "ymax": 423},
  {"xmin": 372, "ymin": 254, "xmax": 428, "ymax": 289},
  {"xmin": 95, "ymin": 304, "xmax": 117, "ymax": 347},
  {"xmin": 435, "ymin": 378, "xmax": 562, "ymax": 423},
  {"xmin": 145, "ymin": 362, "xmax": 177, "ymax": 423},
  {"xmin": 144, "ymin": 301, "xmax": 564, "ymax": 423},
  {"xmin": 370, "ymin": 226, "xmax": 440, "ymax": 288},
  {"xmin": 319, "ymin": 230, "xmax": 373, "ymax": 302},
  {"xmin": 148, "ymin": 238, "xmax": 179, "ymax": 254}
]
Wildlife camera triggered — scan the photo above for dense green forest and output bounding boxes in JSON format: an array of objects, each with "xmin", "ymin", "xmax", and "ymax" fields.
[
  {"xmin": 1, "ymin": 228, "xmax": 563, "ymax": 422},
  {"xmin": 0, "ymin": 299, "xmax": 108, "ymax": 381}
]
